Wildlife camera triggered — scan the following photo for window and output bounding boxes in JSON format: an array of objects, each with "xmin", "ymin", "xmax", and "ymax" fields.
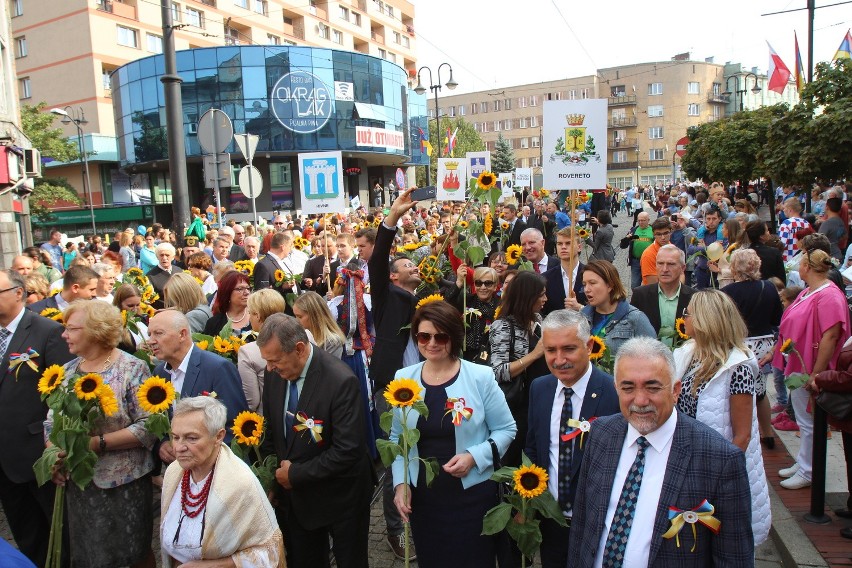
[
  {"xmin": 473, "ymin": 123, "xmax": 480, "ymax": 133},
  {"xmin": 611, "ymin": 108, "xmax": 626, "ymax": 120},
  {"xmin": 267, "ymin": 34, "xmax": 280, "ymax": 44},
  {"xmin": 427, "ymin": 109, "xmax": 433, "ymax": 118},
  {"xmin": 234, "ymin": 0, "xmax": 248, "ymax": 8},
  {"xmin": 648, "ymin": 127, "xmax": 664, "ymax": 139},
  {"xmin": 531, "ymin": 136, "xmax": 540, "ymax": 148},
  {"xmin": 378, "ymin": 48, "xmax": 386, "ymax": 59},
  {"xmin": 480, "ymin": 102, "xmax": 488, "ymax": 113},
  {"xmin": 503, "ymin": 119, "xmax": 512, "ymax": 131},
  {"xmin": 712, "ymin": 82, "xmax": 722, "ymax": 96},
  {"xmin": 318, "ymin": 23, "xmax": 330, "ymax": 39},
  {"xmin": 610, "ymin": 85, "xmax": 626, "ymax": 97},
  {"xmin": 614, "ymin": 130, "xmax": 627, "ymax": 142},
  {"xmin": 613, "ymin": 151, "xmax": 627, "ymax": 163},
  {"xmin": 647, "ymin": 105, "xmax": 663, "ymax": 117},
  {"xmin": 146, "ymin": 33, "xmax": 163, "ymax": 53},
  {"xmin": 493, "ymin": 100, "xmax": 501, "ymax": 112},
  {"xmin": 14, "ymin": 37, "xmax": 25, "ymax": 58},
  {"xmin": 393, "ymin": 31, "xmax": 401, "ymax": 44},
  {"xmin": 519, "ymin": 117, "xmax": 527, "ymax": 128},
  {"xmin": 504, "ymin": 99, "xmax": 512, "ymax": 110},
  {"xmin": 387, "ymin": 52, "xmax": 396, "ymax": 62},
  {"xmin": 687, "ymin": 103, "xmax": 700, "ymax": 116},
  {"xmin": 11, "ymin": 0, "xmax": 22, "ymax": 17},
  {"xmin": 649, "ymin": 148, "xmax": 665, "ymax": 160},
  {"xmin": 687, "ymin": 81, "xmax": 700, "ymax": 94},
  {"xmin": 171, "ymin": 2, "xmax": 181, "ymax": 21},
  {"xmin": 529, "ymin": 95, "xmax": 538, "ymax": 106},
  {"xmin": 520, "ymin": 137, "xmax": 529, "ymax": 149},
  {"xmin": 648, "ymin": 82, "xmax": 663, "ymax": 95},
  {"xmin": 225, "ymin": 27, "xmax": 241, "ymax": 45},
  {"xmin": 254, "ymin": 0, "xmax": 267, "ymax": 15},
  {"xmin": 332, "ymin": 29, "xmax": 343, "ymax": 44},
  {"xmin": 494, "ymin": 120, "xmax": 501, "ymax": 132},
  {"xmin": 185, "ymin": 7, "xmax": 204, "ymax": 28},
  {"xmin": 518, "ymin": 96, "xmax": 526, "ymax": 108},
  {"xmin": 385, "ymin": 4, "xmax": 394, "ymax": 18},
  {"xmin": 339, "ymin": 5, "xmax": 349, "ymax": 19},
  {"xmin": 448, "ymin": 106, "xmax": 455, "ymax": 117},
  {"xmin": 353, "ymin": 12, "xmax": 361, "ymax": 26},
  {"xmin": 520, "ymin": 158, "xmax": 529, "ymax": 167},
  {"xmin": 102, "ymin": 69, "xmax": 111, "ymax": 91},
  {"xmin": 580, "ymin": 88, "xmax": 590, "ymax": 99},
  {"xmin": 470, "ymin": 103, "xmax": 477, "ymax": 115},
  {"xmin": 481, "ymin": 122, "xmax": 489, "ymax": 133},
  {"xmin": 18, "ymin": 77, "xmax": 30, "ymax": 99},
  {"xmin": 568, "ymin": 89, "xmax": 576, "ymax": 100},
  {"xmin": 458, "ymin": 105, "xmax": 465, "ymax": 116},
  {"xmin": 116, "ymin": 25, "xmax": 138, "ymax": 48},
  {"xmin": 531, "ymin": 157, "xmax": 541, "ymax": 167},
  {"xmin": 712, "ymin": 105, "xmax": 722, "ymax": 119},
  {"xmin": 530, "ymin": 115, "xmax": 539, "ymax": 127}
]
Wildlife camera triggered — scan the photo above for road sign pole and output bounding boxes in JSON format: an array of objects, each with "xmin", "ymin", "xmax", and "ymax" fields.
[
  {"xmin": 247, "ymin": 152, "xmax": 258, "ymax": 227},
  {"xmin": 210, "ymin": 118, "xmax": 222, "ymax": 227}
]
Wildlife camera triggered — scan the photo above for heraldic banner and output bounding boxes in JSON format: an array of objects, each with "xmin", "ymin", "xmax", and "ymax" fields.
[
  {"xmin": 437, "ymin": 158, "xmax": 468, "ymax": 201},
  {"xmin": 542, "ymin": 99, "xmax": 607, "ymax": 190}
]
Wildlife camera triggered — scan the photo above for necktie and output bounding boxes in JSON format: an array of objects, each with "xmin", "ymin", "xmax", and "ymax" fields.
[
  {"xmin": 557, "ymin": 387, "xmax": 574, "ymax": 511},
  {"xmin": 0, "ymin": 327, "xmax": 11, "ymax": 360},
  {"xmin": 534, "ymin": 262, "xmax": 541, "ymax": 274},
  {"xmin": 285, "ymin": 380, "xmax": 299, "ymax": 434},
  {"xmin": 602, "ymin": 436, "xmax": 650, "ymax": 568}
]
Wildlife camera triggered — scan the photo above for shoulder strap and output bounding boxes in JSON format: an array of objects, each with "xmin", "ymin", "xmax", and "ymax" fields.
[{"xmin": 507, "ymin": 319, "xmax": 516, "ymax": 363}]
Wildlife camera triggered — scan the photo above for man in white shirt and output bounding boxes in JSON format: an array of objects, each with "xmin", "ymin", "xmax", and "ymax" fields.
[
  {"xmin": 567, "ymin": 337, "xmax": 754, "ymax": 567},
  {"xmin": 521, "ymin": 228, "xmax": 558, "ymax": 274}
]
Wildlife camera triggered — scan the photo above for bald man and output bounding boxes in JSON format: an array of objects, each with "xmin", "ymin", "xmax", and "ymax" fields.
[{"xmin": 10, "ymin": 256, "xmax": 34, "ymax": 276}]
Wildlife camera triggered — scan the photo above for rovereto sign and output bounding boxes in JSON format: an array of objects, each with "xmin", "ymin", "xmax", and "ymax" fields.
[{"xmin": 270, "ymin": 71, "xmax": 334, "ymax": 134}]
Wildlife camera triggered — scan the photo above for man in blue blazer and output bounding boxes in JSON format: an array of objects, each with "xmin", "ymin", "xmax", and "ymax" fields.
[
  {"xmin": 567, "ymin": 337, "xmax": 754, "ymax": 567},
  {"xmin": 148, "ymin": 309, "xmax": 248, "ymax": 463},
  {"xmin": 525, "ymin": 309, "xmax": 619, "ymax": 568}
]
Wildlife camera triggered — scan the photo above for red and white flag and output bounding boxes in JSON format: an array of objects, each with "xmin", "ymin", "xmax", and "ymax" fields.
[{"xmin": 767, "ymin": 42, "xmax": 792, "ymax": 94}]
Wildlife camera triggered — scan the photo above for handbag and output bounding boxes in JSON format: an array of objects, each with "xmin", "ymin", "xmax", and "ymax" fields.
[
  {"xmin": 815, "ymin": 390, "xmax": 852, "ymax": 421},
  {"xmin": 499, "ymin": 320, "xmax": 525, "ymax": 412}
]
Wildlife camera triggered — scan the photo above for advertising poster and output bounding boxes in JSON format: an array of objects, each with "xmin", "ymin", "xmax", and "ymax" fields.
[{"xmin": 542, "ymin": 99, "xmax": 607, "ymax": 189}]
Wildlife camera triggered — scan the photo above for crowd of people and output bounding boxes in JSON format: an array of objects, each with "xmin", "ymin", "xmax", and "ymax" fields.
[{"xmin": 0, "ymin": 178, "xmax": 851, "ymax": 567}]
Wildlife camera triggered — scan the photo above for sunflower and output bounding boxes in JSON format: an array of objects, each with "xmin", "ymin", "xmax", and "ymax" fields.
[
  {"xmin": 99, "ymin": 388, "xmax": 119, "ymax": 417},
  {"xmin": 577, "ymin": 227, "xmax": 590, "ymax": 239},
  {"xmin": 483, "ymin": 214, "xmax": 493, "ymax": 236},
  {"xmin": 416, "ymin": 293, "xmax": 444, "ymax": 310},
  {"xmin": 403, "ymin": 242, "xmax": 420, "ymax": 251},
  {"xmin": 384, "ymin": 378, "xmax": 422, "ymax": 408},
  {"xmin": 126, "ymin": 267, "xmax": 144, "ymax": 277},
  {"xmin": 140, "ymin": 303, "xmax": 156, "ymax": 318},
  {"xmin": 121, "ymin": 310, "xmax": 128, "ymax": 327},
  {"xmin": 137, "ymin": 376, "xmax": 176, "ymax": 413},
  {"xmin": 213, "ymin": 336, "xmax": 234, "ymax": 354},
  {"xmin": 232, "ymin": 411, "xmax": 265, "ymax": 445},
  {"xmin": 274, "ymin": 269, "xmax": 285, "ymax": 283},
  {"xmin": 780, "ymin": 339, "xmax": 794, "ymax": 354},
  {"xmin": 477, "ymin": 171, "xmax": 497, "ymax": 190},
  {"xmin": 505, "ymin": 244, "xmax": 523, "ymax": 265},
  {"xmin": 457, "ymin": 220, "xmax": 469, "ymax": 230},
  {"xmin": 513, "ymin": 464, "xmax": 548, "ymax": 499},
  {"xmin": 195, "ymin": 339, "xmax": 210, "ymax": 351},
  {"xmin": 40, "ymin": 307, "xmax": 63, "ymax": 323},
  {"xmin": 229, "ymin": 335, "xmax": 246, "ymax": 353},
  {"xmin": 38, "ymin": 364, "xmax": 65, "ymax": 395},
  {"xmin": 540, "ymin": 189, "xmax": 550, "ymax": 198},
  {"xmin": 500, "ymin": 220, "xmax": 510, "ymax": 230},
  {"xmin": 74, "ymin": 373, "xmax": 104, "ymax": 401},
  {"xmin": 674, "ymin": 318, "xmax": 689, "ymax": 340},
  {"xmin": 423, "ymin": 274, "xmax": 436, "ymax": 284},
  {"xmin": 589, "ymin": 336, "xmax": 606, "ymax": 360},
  {"xmin": 419, "ymin": 229, "xmax": 427, "ymax": 236}
]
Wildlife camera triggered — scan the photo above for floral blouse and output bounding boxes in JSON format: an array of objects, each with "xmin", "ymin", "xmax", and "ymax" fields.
[{"xmin": 45, "ymin": 351, "xmax": 157, "ymax": 489}]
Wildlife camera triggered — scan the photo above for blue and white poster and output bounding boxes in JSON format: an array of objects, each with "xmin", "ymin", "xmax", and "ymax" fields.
[
  {"xmin": 298, "ymin": 151, "xmax": 345, "ymax": 214},
  {"xmin": 466, "ymin": 151, "xmax": 491, "ymax": 183}
]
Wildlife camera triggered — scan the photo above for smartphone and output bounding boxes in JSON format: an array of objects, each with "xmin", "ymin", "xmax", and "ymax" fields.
[{"xmin": 410, "ymin": 186, "xmax": 437, "ymax": 202}]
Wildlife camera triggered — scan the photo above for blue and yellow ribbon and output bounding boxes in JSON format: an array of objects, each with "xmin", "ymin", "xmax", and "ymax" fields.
[
  {"xmin": 9, "ymin": 348, "xmax": 39, "ymax": 380},
  {"xmin": 444, "ymin": 397, "xmax": 473, "ymax": 426},
  {"xmin": 661, "ymin": 499, "xmax": 721, "ymax": 551},
  {"xmin": 293, "ymin": 411, "xmax": 324, "ymax": 444}
]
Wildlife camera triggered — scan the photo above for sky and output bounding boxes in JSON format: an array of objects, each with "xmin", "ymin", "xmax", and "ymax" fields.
[{"xmin": 411, "ymin": 0, "xmax": 851, "ymax": 94}]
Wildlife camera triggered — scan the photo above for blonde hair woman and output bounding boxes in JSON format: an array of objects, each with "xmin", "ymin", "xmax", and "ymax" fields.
[
  {"xmin": 293, "ymin": 291, "xmax": 345, "ymax": 358},
  {"xmin": 674, "ymin": 289, "xmax": 770, "ymax": 544},
  {"xmin": 237, "ymin": 289, "xmax": 286, "ymax": 413},
  {"xmin": 163, "ymin": 272, "xmax": 212, "ymax": 334}
]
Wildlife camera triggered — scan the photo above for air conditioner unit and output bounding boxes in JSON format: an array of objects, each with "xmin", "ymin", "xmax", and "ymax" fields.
[{"xmin": 24, "ymin": 148, "xmax": 42, "ymax": 177}]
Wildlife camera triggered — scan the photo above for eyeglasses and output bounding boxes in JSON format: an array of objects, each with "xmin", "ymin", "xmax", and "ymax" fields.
[
  {"xmin": 653, "ymin": 231, "xmax": 671, "ymax": 238},
  {"xmin": 233, "ymin": 286, "xmax": 252, "ymax": 294},
  {"xmin": 415, "ymin": 331, "xmax": 450, "ymax": 345},
  {"xmin": 682, "ymin": 308, "xmax": 692, "ymax": 318},
  {"xmin": 0, "ymin": 286, "xmax": 21, "ymax": 294},
  {"xmin": 474, "ymin": 280, "xmax": 496, "ymax": 288},
  {"xmin": 26, "ymin": 290, "xmax": 37, "ymax": 296}
]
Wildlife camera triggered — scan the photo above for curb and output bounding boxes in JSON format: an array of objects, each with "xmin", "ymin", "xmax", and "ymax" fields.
[{"xmin": 768, "ymin": 482, "xmax": 829, "ymax": 567}]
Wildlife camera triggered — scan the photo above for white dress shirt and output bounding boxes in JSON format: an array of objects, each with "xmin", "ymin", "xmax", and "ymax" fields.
[
  {"xmin": 594, "ymin": 410, "xmax": 678, "ymax": 568},
  {"xmin": 547, "ymin": 364, "xmax": 592, "ymax": 513},
  {"xmin": 560, "ymin": 263, "xmax": 580, "ymax": 298},
  {"xmin": 166, "ymin": 345, "xmax": 195, "ymax": 395},
  {"xmin": 536, "ymin": 255, "xmax": 550, "ymax": 274}
]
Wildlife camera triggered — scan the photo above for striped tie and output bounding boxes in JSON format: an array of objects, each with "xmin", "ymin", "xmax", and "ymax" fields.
[
  {"xmin": 557, "ymin": 387, "xmax": 574, "ymax": 511},
  {"xmin": 602, "ymin": 436, "xmax": 650, "ymax": 568},
  {"xmin": 0, "ymin": 327, "xmax": 11, "ymax": 360}
]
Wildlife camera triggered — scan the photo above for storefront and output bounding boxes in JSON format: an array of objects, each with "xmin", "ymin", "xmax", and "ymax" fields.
[{"xmin": 31, "ymin": 205, "xmax": 154, "ymax": 242}]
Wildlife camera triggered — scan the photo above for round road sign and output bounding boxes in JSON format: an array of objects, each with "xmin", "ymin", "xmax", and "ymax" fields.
[
  {"xmin": 239, "ymin": 165, "xmax": 263, "ymax": 199},
  {"xmin": 676, "ymin": 136, "xmax": 690, "ymax": 157},
  {"xmin": 197, "ymin": 109, "xmax": 234, "ymax": 154}
]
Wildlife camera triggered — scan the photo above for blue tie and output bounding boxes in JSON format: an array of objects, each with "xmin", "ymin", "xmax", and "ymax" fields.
[
  {"xmin": 602, "ymin": 436, "xmax": 650, "ymax": 568},
  {"xmin": 557, "ymin": 387, "xmax": 574, "ymax": 511},
  {"xmin": 0, "ymin": 328, "xmax": 11, "ymax": 360},
  {"xmin": 285, "ymin": 380, "xmax": 299, "ymax": 434}
]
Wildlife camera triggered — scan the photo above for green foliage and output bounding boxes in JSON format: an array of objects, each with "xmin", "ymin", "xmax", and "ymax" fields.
[
  {"xmin": 31, "ymin": 177, "xmax": 83, "ymax": 222},
  {"xmin": 492, "ymin": 134, "xmax": 515, "ymax": 174},
  {"xmin": 131, "ymin": 111, "xmax": 167, "ymax": 163},
  {"xmin": 21, "ymin": 103, "xmax": 80, "ymax": 162},
  {"xmin": 415, "ymin": 117, "xmax": 486, "ymax": 187}
]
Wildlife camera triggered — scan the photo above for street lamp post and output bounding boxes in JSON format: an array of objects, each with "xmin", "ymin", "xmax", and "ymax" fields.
[
  {"xmin": 722, "ymin": 72, "xmax": 762, "ymax": 112},
  {"xmin": 414, "ymin": 63, "xmax": 458, "ymax": 186},
  {"xmin": 50, "ymin": 106, "xmax": 96, "ymax": 235}
]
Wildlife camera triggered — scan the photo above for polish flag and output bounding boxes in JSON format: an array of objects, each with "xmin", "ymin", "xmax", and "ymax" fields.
[{"xmin": 767, "ymin": 42, "xmax": 792, "ymax": 94}]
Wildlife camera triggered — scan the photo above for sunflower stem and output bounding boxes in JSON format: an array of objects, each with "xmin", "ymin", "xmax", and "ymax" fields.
[
  {"xmin": 401, "ymin": 406, "xmax": 411, "ymax": 568},
  {"xmin": 520, "ymin": 498, "xmax": 528, "ymax": 568},
  {"xmin": 462, "ymin": 281, "xmax": 467, "ymax": 352}
]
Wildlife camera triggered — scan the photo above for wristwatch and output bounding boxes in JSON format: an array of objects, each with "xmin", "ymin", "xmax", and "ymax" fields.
[{"xmin": 99, "ymin": 435, "xmax": 106, "ymax": 454}]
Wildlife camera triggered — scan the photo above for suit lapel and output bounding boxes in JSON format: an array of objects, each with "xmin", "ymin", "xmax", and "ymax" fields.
[
  {"xmin": 572, "ymin": 370, "xmax": 605, "ymax": 477},
  {"xmin": 284, "ymin": 350, "xmax": 320, "ymax": 455},
  {"xmin": 586, "ymin": 417, "xmax": 628, "ymax": 554},
  {"xmin": 0, "ymin": 310, "xmax": 34, "ymax": 382},
  {"xmin": 181, "ymin": 347, "xmax": 202, "ymax": 397},
  {"xmin": 649, "ymin": 286, "xmax": 662, "ymax": 331}
]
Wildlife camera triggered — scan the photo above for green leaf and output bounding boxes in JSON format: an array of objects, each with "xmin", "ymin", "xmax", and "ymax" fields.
[
  {"xmin": 422, "ymin": 457, "xmax": 440, "ymax": 487},
  {"xmin": 412, "ymin": 400, "xmax": 429, "ymax": 420},
  {"xmin": 285, "ymin": 293, "xmax": 298, "ymax": 307},
  {"xmin": 145, "ymin": 412, "xmax": 172, "ymax": 440},
  {"xmin": 521, "ymin": 452, "xmax": 532, "ymax": 467},
  {"xmin": 33, "ymin": 446, "xmax": 63, "ymax": 487},
  {"xmin": 785, "ymin": 372, "xmax": 810, "ymax": 390},
  {"xmin": 506, "ymin": 516, "xmax": 542, "ymax": 558},
  {"xmin": 467, "ymin": 246, "xmax": 486, "ymax": 267},
  {"xmin": 529, "ymin": 492, "xmax": 569, "ymax": 526},
  {"xmin": 218, "ymin": 321, "xmax": 234, "ymax": 340},
  {"xmin": 379, "ymin": 410, "xmax": 394, "ymax": 435},
  {"xmin": 376, "ymin": 439, "xmax": 402, "ymax": 467},
  {"xmin": 403, "ymin": 427, "xmax": 420, "ymax": 448},
  {"xmin": 230, "ymin": 437, "xmax": 247, "ymax": 461},
  {"xmin": 482, "ymin": 502, "xmax": 513, "ymax": 535},
  {"xmin": 70, "ymin": 450, "xmax": 98, "ymax": 490},
  {"xmin": 491, "ymin": 466, "xmax": 517, "ymax": 483}
]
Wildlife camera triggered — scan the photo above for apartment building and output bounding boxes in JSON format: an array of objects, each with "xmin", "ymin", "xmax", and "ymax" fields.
[
  {"xmin": 11, "ymin": 0, "xmax": 418, "ymax": 236},
  {"xmin": 438, "ymin": 57, "xmax": 798, "ymax": 189}
]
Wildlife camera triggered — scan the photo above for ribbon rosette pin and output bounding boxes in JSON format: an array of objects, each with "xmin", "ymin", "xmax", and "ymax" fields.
[
  {"xmin": 661, "ymin": 499, "xmax": 721, "ymax": 551},
  {"xmin": 444, "ymin": 397, "xmax": 473, "ymax": 426},
  {"xmin": 293, "ymin": 411, "xmax": 324, "ymax": 444},
  {"xmin": 560, "ymin": 417, "xmax": 597, "ymax": 448},
  {"xmin": 9, "ymin": 348, "xmax": 40, "ymax": 380}
]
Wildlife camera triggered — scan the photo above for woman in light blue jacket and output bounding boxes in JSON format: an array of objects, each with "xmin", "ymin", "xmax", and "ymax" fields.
[{"xmin": 390, "ymin": 300, "xmax": 516, "ymax": 568}]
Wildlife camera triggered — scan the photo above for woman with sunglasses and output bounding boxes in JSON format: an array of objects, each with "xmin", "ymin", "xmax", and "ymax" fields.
[
  {"xmin": 391, "ymin": 301, "xmax": 516, "ymax": 568},
  {"xmin": 446, "ymin": 265, "xmax": 499, "ymax": 364}
]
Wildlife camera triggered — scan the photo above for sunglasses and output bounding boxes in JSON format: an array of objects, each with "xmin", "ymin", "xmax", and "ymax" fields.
[
  {"xmin": 474, "ymin": 280, "xmax": 496, "ymax": 288},
  {"xmin": 415, "ymin": 331, "xmax": 450, "ymax": 345}
]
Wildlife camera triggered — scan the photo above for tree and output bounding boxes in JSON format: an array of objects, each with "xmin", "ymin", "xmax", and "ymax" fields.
[
  {"xmin": 30, "ymin": 177, "xmax": 82, "ymax": 222},
  {"xmin": 491, "ymin": 133, "xmax": 515, "ymax": 174},
  {"xmin": 415, "ymin": 117, "xmax": 485, "ymax": 187},
  {"xmin": 21, "ymin": 103, "xmax": 80, "ymax": 162}
]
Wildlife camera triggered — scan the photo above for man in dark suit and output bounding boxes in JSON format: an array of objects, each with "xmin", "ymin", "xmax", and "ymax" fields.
[
  {"xmin": 259, "ymin": 314, "xmax": 373, "ymax": 568},
  {"xmin": 542, "ymin": 228, "xmax": 587, "ymax": 316},
  {"xmin": 148, "ymin": 309, "xmax": 248, "ymax": 464},
  {"xmin": 145, "ymin": 242, "xmax": 178, "ymax": 309},
  {"xmin": 567, "ymin": 337, "xmax": 754, "ymax": 567},
  {"xmin": 28, "ymin": 264, "xmax": 99, "ymax": 314},
  {"xmin": 0, "ymin": 269, "xmax": 73, "ymax": 566},
  {"xmin": 630, "ymin": 244, "xmax": 696, "ymax": 334},
  {"xmin": 221, "ymin": 225, "xmax": 249, "ymax": 263},
  {"xmin": 526, "ymin": 309, "xmax": 620, "ymax": 568},
  {"xmin": 521, "ymin": 228, "xmax": 560, "ymax": 274},
  {"xmin": 302, "ymin": 235, "xmax": 336, "ymax": 294},
  {"xmin": 253, "ymin": 233, "xmax": 299, "ymax": 312}
]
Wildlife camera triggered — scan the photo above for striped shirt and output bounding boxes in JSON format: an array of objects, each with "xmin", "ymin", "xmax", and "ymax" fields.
[{"xmin": 778, "ymin": 217, "xmax": 811, "ymax": 261}]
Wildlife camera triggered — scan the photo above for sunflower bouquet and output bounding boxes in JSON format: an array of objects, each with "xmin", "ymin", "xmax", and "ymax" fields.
[
  {"xmin": 780, "ymin": 339, "xmax": 811, "ymax": 389},
  {"xmin": 40, "ymin": 307, "xmax": 63, "ymax": 324},
  {"xmin": 137, "ymin": 376, "xmax": 176, "ymax": 438},
  {"xmin": 124, "ymin": 268, "xmax": 160, "ymax": 306},
  {"xmin": 482, "ymin": 453, "xmax": 566, "ymax": 564},
  {"xmin": 376, "ymin": 378, "xmax": 439, "ymax": 567},
  {"xmin": 230, "ymin": 411, "xmax": 278, "ymax": 492},
  {"xmin": 33, "ymin": 365, "xmax": 120, "ymax": 568},
  {"xmin": 234, "ymin": 260, "xmax": 255, "ymax": 287},
  {"xmin": 192, "ymin": 333, "xmax": 245, "ymax": 363},
  {"xmin": 589, "ymin": 335, "xmax": 614, "ymax": 374},
  {"xmin": 658, "ymin": 317, "xmax": 691, "ymax": 350}
]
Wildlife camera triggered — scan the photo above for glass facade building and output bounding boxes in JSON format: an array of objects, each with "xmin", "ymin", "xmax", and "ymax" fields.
[{"xmin": 112, "ymin": 45, "xmax": 427, "ymax": 213}]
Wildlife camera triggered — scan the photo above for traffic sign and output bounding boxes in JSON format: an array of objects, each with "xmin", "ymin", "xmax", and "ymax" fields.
[
  {"xmin": 238, "ymin": 165, "xmax": 263, "ymax": 199},
  {"xmin": 203, "ymin": 154, "xmax": 231, "ymax": 188},
  {"xmin": 198, "ymin": 109, "xmax": 234, "ymax": 154},
  {"xmin": 676, "ymin": 136, "xmax": 690, "ymax": 157},
  {"xmin": 234, "ymin": 133, "xmax": 260, "ymax": 162}
]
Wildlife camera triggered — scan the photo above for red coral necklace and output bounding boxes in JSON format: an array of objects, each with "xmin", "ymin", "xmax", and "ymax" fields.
[{"xmin": 180, "ymin": 467, "xmax": 215, "ymax": 518}]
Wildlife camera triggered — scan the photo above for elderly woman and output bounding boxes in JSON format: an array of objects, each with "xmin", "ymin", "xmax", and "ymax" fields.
[
  {"xmin": 773, "ymin": 247, "xmax": 851, "ymax": 490},
  {"xmin": 92, "ymin": 261, "xmax": 117, "ymax": 303},
  {"xmin": 580, "ymin": 260, "xmax": 655, "ymax": 357},
  {"xmin": 722, "ymin": 249, "xmax": 784, "ymax": 448},
  {"xmin": 392, "ymin": 301, "xmax": 516, "ymax": 568},
  {"xmin": 674, "ymin": 289, "xmax": 771, "ymax": 544},
  {"xmin": 447, "ymin": 264, "xmax": 499, "ymax": 363},
  {"xmin": 203, "ymin": 271, "xmax": 252, "ymax": 337},
  {"xmin": 163, "ymin": 272, "xmax": 213, "ymax": 334},
  {"xmin": 186, "ymin": 251, "xmax": 217, "ymax": 298},
  {"xmin": 161, "ymin": 396, "xmax": 284, "ymax": 566},
  {"xmin": 50, "ymin": 300, "xmax": 157, "ymax": 567},
  {"xmin": 238, "ymin": 289, "xmax": 286, "ymax": 413}
]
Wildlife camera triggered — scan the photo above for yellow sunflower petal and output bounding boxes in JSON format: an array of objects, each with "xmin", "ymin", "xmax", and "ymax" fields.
[
  {"xmin": 477, "ymin": 171, "xmax": 497, "ymax": 190},
  {"xmin": 137, "ymin": 376, "xmax": 176, "ymax": 414},
  {"xmin": 74, "ymin": 373, "xmax": 104, "ymax": 401},
  {"xmin": 674, "ymin": 318, "xmax": 690, "ymax": 340},
  {"xmin": 384, "ymin": 378, "xmax": 422, "ymax": 408},
  {"xmin": 513, "ymin": 464, "xmax": 548, "ymax": 499},
  {"xmin": 589, "ymin": 336, "xmax": 606, "ymax": 360},
  {"xmin": 232, "ymin": 411, "xmax": 265, "ymax": 446},
  {"xmin": 505, "ymin": 244, "xmax": 523, "ymax": 265},
  {"xmin": 415, "ymin": 293, "xmax": 444, "ymax": 310},
  {"xmin": 38, "ymin": 364, "xmax": 65, "ymax": 396},
  {"xmin": 98, "ymin": 388, "xmax": 119, "ymax": 417}
]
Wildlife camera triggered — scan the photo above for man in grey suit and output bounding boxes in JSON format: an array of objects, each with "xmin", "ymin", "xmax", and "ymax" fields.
[{"xmin": 568, "ymin": 337, "xmax": 754, "ymax": 567}]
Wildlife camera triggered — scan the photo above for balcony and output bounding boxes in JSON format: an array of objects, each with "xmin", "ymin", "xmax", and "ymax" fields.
[
  {"xmin": 707, "ymin": 92, "xmax": 729, "ymax": 104},
  {"xmin": 608, "ymin": 161, "xmax": 638, "ymax": 171},
  {"xmin": 608, "ymin": 94, "xmax": 637, "ymax": 106},
  {"xmin": 371, "ymin": 29, "xmax": 384, "ymax": 44},
  {"xmin": 608, "ymin": 137, "xmax": 638, "ymax": 149},
  {"xmin": 607, "ymin": 117, "xmax": 637, "ymax": 128},
  {"xmin": 97, "ymin": 0, "xmax": 137, "ymax": 19}
]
